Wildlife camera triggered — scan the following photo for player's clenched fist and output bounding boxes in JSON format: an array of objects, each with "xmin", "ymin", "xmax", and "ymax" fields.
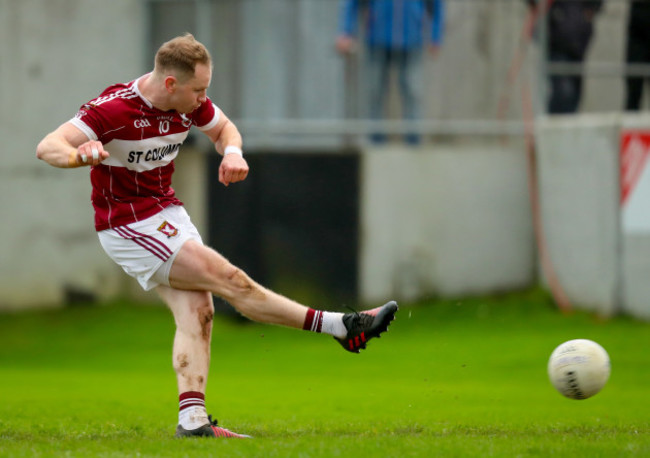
[
  {"xmin": 219, "ymin": 152, "xmax": 249, "ymax": 187},
  {"xmin": 71, "ymin": 141, "xmax": 109, "ymax": 167}
]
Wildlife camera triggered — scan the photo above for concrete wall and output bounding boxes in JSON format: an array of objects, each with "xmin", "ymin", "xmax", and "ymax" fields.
[
  {"xmin": 582, "ymin": 0, "xmax": 630, "ymax": 113},
  {"xmin": 0, "ymin": 0, "xmax": 146, "ymax": 307},
  {"xmin": 359, "ymin": 141, "xmax": 535, "ymax": 304},
  {"xmin": 619, "ymin": 116, "xmax": 650, "ymax": 320},
  {"xmin": 535, "ymin": 114, "xmax": 621, "ymax": 316},
  {"xmin": 535, "ymin": 113, "xmax": 650, "ymax": 320}
]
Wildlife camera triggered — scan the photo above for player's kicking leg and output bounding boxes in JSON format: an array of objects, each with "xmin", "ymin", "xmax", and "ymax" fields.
[{"xmin": 168, "ymin": 240, "xmax": 398, "ymax": 353}]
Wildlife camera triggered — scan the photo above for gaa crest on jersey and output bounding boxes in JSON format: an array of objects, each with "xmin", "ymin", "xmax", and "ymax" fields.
[{"xmin": 157, "ymin": 221, "xmax": 179, "ymax": 238}]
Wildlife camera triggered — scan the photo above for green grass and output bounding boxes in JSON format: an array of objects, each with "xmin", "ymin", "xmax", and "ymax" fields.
[{"xmin": 0, "ymin": 289, "xmax": 649, "ymax": 457}]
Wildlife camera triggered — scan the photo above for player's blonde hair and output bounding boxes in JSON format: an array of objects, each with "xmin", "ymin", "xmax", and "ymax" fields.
[{"xmin": 154, "ymin": 33, "xmax": 211, "ymax": 81}]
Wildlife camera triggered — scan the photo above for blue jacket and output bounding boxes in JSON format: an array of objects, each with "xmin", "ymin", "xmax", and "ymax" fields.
[{"xmin": 338, "ymin": 0, "xmax": 445, "ymax": 50}]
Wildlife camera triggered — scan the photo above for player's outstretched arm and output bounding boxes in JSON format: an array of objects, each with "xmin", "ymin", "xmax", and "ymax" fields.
[{"xmin": 36, "ymin": 122, "xmax": 109, "ymax": 168}]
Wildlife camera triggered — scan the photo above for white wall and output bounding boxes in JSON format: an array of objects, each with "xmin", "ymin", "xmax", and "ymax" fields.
[
  {"xmin": 535, "ymin": 114, "xmax": 621, "ymax": 316},
  {"xmin": 359, "ymin": 141, "xmax": 535, "ymax": 303},
  {"xmin": 619, "ymin": 116, "xmax": 650, "ymax": 320},
  {"xmin": 535, "ymin": 113, "xmax": 650, "ymax": 320},
  {"xmin": 0, "ymin": 0, "xmax": 146, "ymax": 307}
]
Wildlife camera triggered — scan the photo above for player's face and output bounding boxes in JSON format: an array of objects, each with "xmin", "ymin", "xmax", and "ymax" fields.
[{"xmin": 174, "ymin": 63, "xmax": 212, "ymax": 114}]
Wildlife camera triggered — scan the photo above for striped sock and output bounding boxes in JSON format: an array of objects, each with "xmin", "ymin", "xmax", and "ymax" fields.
[
  {"xmin": 178, "ymin": 391, "xmax": 209, "ymax": 430},
  {"xmin": 303, "ymin": 309, "xmax": 346, "ymax": 338}
]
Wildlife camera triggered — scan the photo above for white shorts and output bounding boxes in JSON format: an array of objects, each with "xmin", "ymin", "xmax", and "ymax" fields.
[{"xmin": 98, "ymin": 205, "xmax": 203, "ymax": 291}]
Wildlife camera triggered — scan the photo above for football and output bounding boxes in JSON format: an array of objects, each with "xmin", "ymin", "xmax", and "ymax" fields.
[{"xmin": 547, "ymin": 339, "xmax": 611, "ymax": 400}]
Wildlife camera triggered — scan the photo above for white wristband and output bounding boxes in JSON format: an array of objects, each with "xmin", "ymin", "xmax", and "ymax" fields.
[{"xmin": 224, "ymin": 146, "xmax": 243, "ymax": 157}]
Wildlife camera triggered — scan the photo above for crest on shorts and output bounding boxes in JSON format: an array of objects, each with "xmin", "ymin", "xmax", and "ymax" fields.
[{"xmin": 157, "ymin": 221, "xmax": 178, "ymax": 238}]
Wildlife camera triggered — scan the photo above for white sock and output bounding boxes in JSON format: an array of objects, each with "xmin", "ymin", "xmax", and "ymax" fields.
[
  {"xmin": 303, "ymin": 309, "xmax": 347, "ymax": 338},
  {"xmin": 179, "ymin": 405, "xmax": 209, "ymax": 430},
  {"xmin": 321, "ymin": 311, "xmax": 347, "ymax": 338}
]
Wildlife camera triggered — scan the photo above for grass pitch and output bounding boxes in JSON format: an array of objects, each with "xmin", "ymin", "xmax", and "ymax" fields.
[{"xmin": 0, "ymin": 289, "xmax": 649, "ymax": 457}]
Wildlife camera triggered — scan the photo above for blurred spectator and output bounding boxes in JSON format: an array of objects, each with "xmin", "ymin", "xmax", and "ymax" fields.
[
  {"xmin": 336, "ymin": 0, "xmax": 445, "ymax": 144},
  {"xmin": 625, "ymin": 0, "xmax": 650, "ymax": 111},
  {"xmin": 527, "ymin": 0, "xmax": 603, "ymax": 114}
]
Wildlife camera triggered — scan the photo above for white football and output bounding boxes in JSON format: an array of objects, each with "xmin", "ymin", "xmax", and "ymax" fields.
[{"xmin": 548, "ymin": 339, "xmax": 611, "ymax": 400}]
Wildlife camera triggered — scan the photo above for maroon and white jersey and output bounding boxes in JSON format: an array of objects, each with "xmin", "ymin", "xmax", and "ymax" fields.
[{"xmin": 69, "ymin": 75, "xmax": 220, "ymax": 231}]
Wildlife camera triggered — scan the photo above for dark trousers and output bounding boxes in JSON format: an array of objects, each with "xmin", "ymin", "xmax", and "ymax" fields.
[
  {"xmin": 625, "ymin": 4, "xmax": 650, "ymax": 111},
  {"xmin": 547, "ymin": 49, "xmax": 584, "ymax": 114}
]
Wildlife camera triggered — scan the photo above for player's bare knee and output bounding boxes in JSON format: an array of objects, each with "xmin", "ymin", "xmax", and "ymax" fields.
[
  {"xmin": 188, "ymin": 293, "xmax": 214, "ymax": 339},
  {"xmin": 222, "ymin": 265, "xmax": 264, "ymax": 301},
  {"xmin": 227, "ymin": 267, "xmax": 252, "ymax": 290},
  {"xmin": 175, "ymin": 292, "xmax": 214, "ymax": 339}
]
